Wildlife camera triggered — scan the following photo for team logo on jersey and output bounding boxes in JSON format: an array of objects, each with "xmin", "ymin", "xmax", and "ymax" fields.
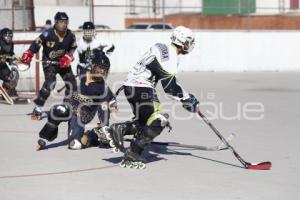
[
  {"xmin": 49, "ymin": 49, "xmax": 65, "ymax": 59},
  {"xmin": 46, "ymin": 41, "xmax": 55, "ymax": 48},
  {"xmin": 35, "ymin": 37, "xmax": 43, "ymax": 46}
]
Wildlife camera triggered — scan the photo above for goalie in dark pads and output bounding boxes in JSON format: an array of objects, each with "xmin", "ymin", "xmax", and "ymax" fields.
[
  {"xmin": 37, "ymin": 49, "xmax": 117, "ymax": 150},
  {"xmin": 0, "ymin": 28, "xmax": 30, "ymax": 104},
  {"xmin": 108, "ymin": 26, "xmax": 199, "ymax": 169}
]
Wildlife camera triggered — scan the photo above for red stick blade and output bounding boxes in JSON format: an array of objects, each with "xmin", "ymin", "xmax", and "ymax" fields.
[{"xmin": 247, "ymin": 161, "xmax": 272, "ymax": 170}]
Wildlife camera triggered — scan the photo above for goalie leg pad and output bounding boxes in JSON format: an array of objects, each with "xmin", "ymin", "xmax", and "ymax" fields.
[{"xmin": 39, "ymin": 122, "xmax": 58, "ymax": 142}]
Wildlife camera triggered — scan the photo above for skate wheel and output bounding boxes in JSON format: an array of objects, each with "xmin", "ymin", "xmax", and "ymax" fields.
[
  {"xmin": 138, "ymin": 162, "xmax": 146, "ymax": 170},
  {"xmin": 120, "ymin": 160, "xmax": 131, "ymax": 168},
  {"xmin": 113, "ymin": 147, "xmax": 120, "ymax": 153},
  {"xmin": 132, "ymin": 162, "xmax": 139, "ymax": 169},
  {"xmin": 120, "ymin": 162, "xmax": 126, "ymax": 168},
  {"xmin": 109, "ymin": 140, "xmax": 115, "ymax": 148},
  {"xmin": 105, "ymin": 132, "xmax": 112, "ymax": 140}
]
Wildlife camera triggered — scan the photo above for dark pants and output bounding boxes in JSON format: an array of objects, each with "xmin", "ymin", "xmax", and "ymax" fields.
[
  {"xmin": 124, "ymin": 86, "xmax": 160, "ymax": 126},
  {"xmin": 124, "ymin": 86, "xmax": 164, "ymax": 155},
  {"xmin": 34, "ymin": 64, "xmax": 77, "ymax": 106},
  {"xmin": 68, "ymin": 104, "xmax": 111, "ymax": 141}
]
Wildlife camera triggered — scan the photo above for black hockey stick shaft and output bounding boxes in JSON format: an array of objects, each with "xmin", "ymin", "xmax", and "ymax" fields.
[
  {"xmin": 197, "ymin": 110, "xmax": 272, "ymax": 170},
  {"xmin": 57, "ymin": 74, "xmax": 80, "ymax": 93}
]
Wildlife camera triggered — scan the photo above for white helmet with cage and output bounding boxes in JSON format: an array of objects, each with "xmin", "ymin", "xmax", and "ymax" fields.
[{"xmin": 171, "ymin": 26, "xmax": 195, "ymax": 54}]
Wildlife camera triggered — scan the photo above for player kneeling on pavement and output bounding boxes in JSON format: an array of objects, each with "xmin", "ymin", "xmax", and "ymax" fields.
[
  {"xmin": 37, "ymin": 49, "xmax": 117, "ymax": 150},
  {"xmin": 109, "ymin": 26, "xmax": 199, "ymax": 169}
]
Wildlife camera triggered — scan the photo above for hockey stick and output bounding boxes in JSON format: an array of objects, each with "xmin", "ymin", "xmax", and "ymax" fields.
[
  {"xmin": 124, "ymin": 133, "xmax": 235, "ymax": 151},
  {"xmin": 0, "ymin": 85, "xmax": 14, "ymax": 105},
  {"xmin": 197, "ymin": 110, "xmax": 272, "ymax": 170},
  {"xmin": 56, "ymin": 74, "xmax": 80, "ymax": 93}
]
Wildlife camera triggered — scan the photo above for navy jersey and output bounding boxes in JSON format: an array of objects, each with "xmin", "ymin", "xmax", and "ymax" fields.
[
  {"xmin": 66, "ymin": 80, "xmax": 114, "ymax": 124},
  {"xmin": 29, "ymin": 28, "xmax": 77, "ymax": 61},
  {"xmin": 0, "ymin": 39, "xmax": 14, "ymax": 57}
]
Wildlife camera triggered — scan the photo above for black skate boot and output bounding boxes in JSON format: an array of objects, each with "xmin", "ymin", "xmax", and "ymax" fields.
[
  {"xmin": 79, "ymin": 126, "xmax": 113, "ymax": 148},
  {"xmin": 93, "ymin": 126, "xmax": 113, "ymax": 146},
  {"xmin": 36, "ymin": 139, "xmax": 46, "ymax": 151},
  {"xmin": 120, "ymin": 150, "xmax": 146, "ymax": 169},
  {"xmin": 108, "ymin": 123, "xmax": 126, "ymax": 153},
  {"xmin": 108, "ymin": 121, "xmax": 140, "ymax": 152}
]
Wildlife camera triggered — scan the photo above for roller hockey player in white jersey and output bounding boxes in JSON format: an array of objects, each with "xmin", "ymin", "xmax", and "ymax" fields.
[
  {"xmin": 77, "ymin": 21, "xmax": 114, "ymax": 92},
  {"xmin": 109, "ymin": 26, "xmax": 199, "ymax": 169},
  {"xmin": 36, "ymin": 49, "xmax": 117, "ymax": 150}
]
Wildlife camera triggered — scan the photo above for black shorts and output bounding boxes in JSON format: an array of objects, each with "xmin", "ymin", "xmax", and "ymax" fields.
[{"xmin": 124, "ymin": 86, "xmax": 160, "ymax": 126}]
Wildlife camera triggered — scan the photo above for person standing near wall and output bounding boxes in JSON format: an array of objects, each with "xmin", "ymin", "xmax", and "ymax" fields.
[{"xmin": 21, "ymin": 12, "xmax": 77, "ymax": 119}]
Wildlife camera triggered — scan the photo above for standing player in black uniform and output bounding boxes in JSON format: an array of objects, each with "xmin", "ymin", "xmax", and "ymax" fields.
[
  {"xmin": 0, "ymin": 28, "xmax": 29, "ymax": 104},
  {"xmin": 36, "ymin": 49, "xmax": 117, "ymax": 150},
  {"xmin": 21, "ymin": 12, "xmax": 77, "ymax": 117}
]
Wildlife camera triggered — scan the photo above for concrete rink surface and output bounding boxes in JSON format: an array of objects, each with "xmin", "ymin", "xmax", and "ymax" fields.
[{"xmin": 0, "ymin": 72, "xmax": 299, "ymax": 200}]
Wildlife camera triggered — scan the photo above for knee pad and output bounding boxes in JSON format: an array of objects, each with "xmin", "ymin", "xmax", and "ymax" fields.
[
  {"xmin": 131, "ymin": 113, "xmax": 169, "ymax": 152},
  {"xmin": 39, "ymin": 121, "xmax": 58, "ymax": 142},
  {"xmin": 34, "ymin": 87, "xmax": 51, "ymax": 106},
  {"xmin": 48, "ymin": 104, "xmax": 72, "ymax": 125},
  {"xmin": 147, "ymin": 113, "xmax": 169, "ymax": 132}
]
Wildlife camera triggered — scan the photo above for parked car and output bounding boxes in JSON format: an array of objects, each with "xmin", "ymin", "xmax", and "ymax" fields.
[{"xmin": 127, "ymin": 23, "xmax": 173, "ymax": 30}]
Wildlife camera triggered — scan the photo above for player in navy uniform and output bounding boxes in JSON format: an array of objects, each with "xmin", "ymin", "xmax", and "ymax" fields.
[
  {"xmin": 21, "ymin": 12, "xmax": 77, "ymax": 117},
  {"xmin": 109, "ymin": 26, "xmax": 199, "ymax": 169},
  {"xmin": 36, "ymin": 49, "xmax": 117, "ymax": 150}
]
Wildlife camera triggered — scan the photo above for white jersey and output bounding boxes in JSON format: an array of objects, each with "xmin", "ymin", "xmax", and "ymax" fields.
[
  {"xmin": 77, "ymin": 36, "xmax": 114, "ymax": 68},
  {"xmin": 124, "ymin": 43, "xmax": 179, "ymax": 88}
]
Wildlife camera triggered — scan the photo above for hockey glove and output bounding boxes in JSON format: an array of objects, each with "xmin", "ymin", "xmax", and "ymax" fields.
[
  {"xmin": 21, "ymin": 50, "xmax": 34, "ymax": 65},
  {"xmin": 181, "ymin": 93, "xmax": 199, "ymax": 113},
  {"xmin": 59, "ymin": 54, "xmax": 74, "ymax": 68}
]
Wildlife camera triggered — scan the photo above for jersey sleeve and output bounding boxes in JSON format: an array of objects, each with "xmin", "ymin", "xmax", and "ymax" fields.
[
  {"xmin": 145, "ymin": 44, "xmax": 188, "ymax": 99},
  {"xmin": 28, "ymin": 32, "xmax": 47, "ymax": 53},
  {"xmin": 67, "ymin": 32, "xmax": 77, "ymax": 55}
]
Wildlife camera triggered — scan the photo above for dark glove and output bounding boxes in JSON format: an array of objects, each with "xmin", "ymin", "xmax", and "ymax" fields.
[
  {"xmin": 59, "ymin": 54, "xmax": 74, "ymax": 68},
  {"xmin": 21, "ymin": 50, "xmax": 34, "ymax": 65},
  {"xmin": 181, "ymin": 94, "xmax": 199, "ymax": 113}
]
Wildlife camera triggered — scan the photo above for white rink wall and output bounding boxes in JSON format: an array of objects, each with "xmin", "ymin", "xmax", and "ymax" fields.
[{"xmin": 13, "ymin": 30, "xmax": 300, "ymax": 76}]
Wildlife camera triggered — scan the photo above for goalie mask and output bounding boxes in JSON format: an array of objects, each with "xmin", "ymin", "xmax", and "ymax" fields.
[
  {"xmin": 171, "ymin": 26, "xmax": 195, "ymax": 55},
  {"xmin": 0, "ymin": 28, "xmax": 13, "ymax": 44},
  {"xmin": 82, "ymin": 21, "xmax": 95, "ymax": 42},
  {"xmin": 89, "ymin": 49, "xmax": 110, "ymax": 81}
]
